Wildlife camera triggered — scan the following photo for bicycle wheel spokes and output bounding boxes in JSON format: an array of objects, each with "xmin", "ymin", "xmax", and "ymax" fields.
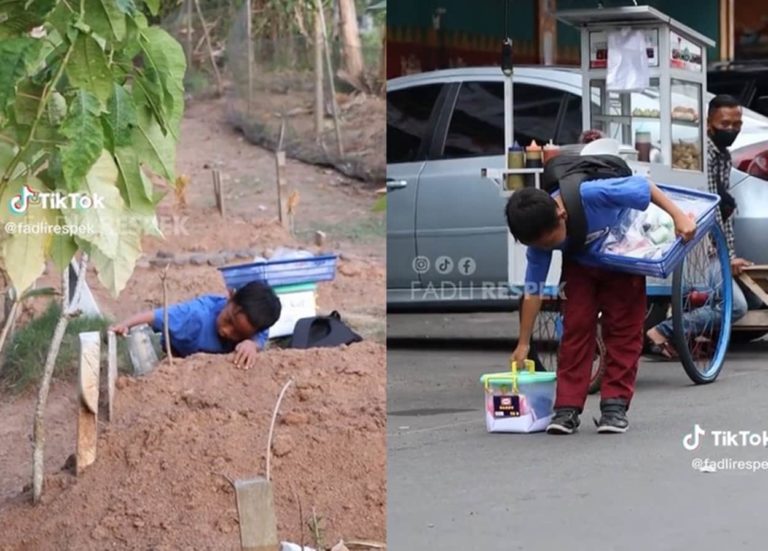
[
  {"xmin": 530, "ymin": 309, "xmax": 560, "ymax": 372},
  {"xmin": 672, "ymin": 225, "xmax": 733, "ymax": 383}
]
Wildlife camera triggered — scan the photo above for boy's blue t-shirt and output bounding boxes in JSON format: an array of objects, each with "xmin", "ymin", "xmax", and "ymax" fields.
[
  {"xmin": 151, "ymin": 294, "xmax": 269, "ymax": 357},
  {"xmin": 524, "ymin": 175, "xmax": 652, "ymax": 287}
]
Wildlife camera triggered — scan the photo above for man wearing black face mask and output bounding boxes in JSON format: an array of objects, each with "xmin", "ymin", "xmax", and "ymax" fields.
[
  {"xmin": 706, "ymin": 94, "xmax": 751, "ymax": 275},
  {"xmin": 646, "ymin": 94, "xmax": 756, "ymax": 358}
]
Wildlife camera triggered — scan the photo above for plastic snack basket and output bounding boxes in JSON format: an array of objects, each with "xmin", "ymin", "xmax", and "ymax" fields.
[
  {"xmin": 575, "ymin": 184, "xmax": 721, "ymax": 279},
  {"xmin": 218, "ymin": 254, "xmax": 338, "ymax": 291},
  {"xmin": 480, "ymin": 360, "xmax": 557, "ymax": 433}
]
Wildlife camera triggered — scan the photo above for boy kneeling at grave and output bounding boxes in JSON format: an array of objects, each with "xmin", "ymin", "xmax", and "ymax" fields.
[
  {"xmin": 109, "ymin": 281, "xmax": 282, "ymax": 370},
  {"xmin": 506, "ymin": 172, "xmax": 696, "ymax": 435}
]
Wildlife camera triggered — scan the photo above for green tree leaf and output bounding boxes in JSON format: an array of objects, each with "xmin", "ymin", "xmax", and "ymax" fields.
[
  {"xmin": 65, "ymin": 34, "xmax": 113, "ymax": 105},
  {"xmin": 50, "ymin": 232, "xmax": 77, "ymax": 272},
  {"xmin": 47, "ymin": 2, "xmax": 76, "ymax": 39},
  {"xmin": 59, "ymin": 90, "xmax": 104, "ymax": 191},
  {"xmin": 83, "ymin": 0, "xmax": 127, "ymax": 42},
  {"xmin": 143, "ymin": 0, "xmax": 159, "ymax": 16},
  {"xmin": 114, "ymin": 146, "xmax": 154, "ymax": 211},
  {"xmin": 116, "ymin": 0, "xmax": 137, "ymax": 15},
  {"xmin": 0, "ymin": 0, "xmax": 57, "ymax": 39},
  {"xmin": 131, "ymin": 103, "xmax": 176, "ymax": 182},
  {"xmin": 13, "ymin": 79, "xmax": 45, "ymax": 125},
  {"xmin": 0, "ymin": 38, "xmax": 42, "ymax": 113},
  {"xmin": 139, "ymin": 26, "xmax": 186, "ymax": 133},
  {"xmin": 62, "ymin": 150, "xmax": 123, "ymax": 258},
  {"xmin": 0, "ymin": 178, "xmax": 54, "ymax": 293},
  {"xmin": 103, "ymin": 84, "xmax": 137, "ymax": 150},
  {"xmin": 88, "ymin": 231, "xmax": 141, "ymax": 297}
]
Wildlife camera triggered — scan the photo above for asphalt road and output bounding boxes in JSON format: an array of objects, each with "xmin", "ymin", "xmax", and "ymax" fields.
[{"xmin": 387, "ymin": 313, "xmax": 768, "ymax": 551}]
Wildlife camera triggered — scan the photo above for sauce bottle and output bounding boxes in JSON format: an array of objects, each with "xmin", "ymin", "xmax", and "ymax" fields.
[
  {"xmin": 542, "ymin": 140, "xmax": 560, "ymax": 165},
  {"xmin": 525, "ymin": 140, "xmax": 542, "ymax": 187},
  {"xmin": 506, "ymin": 142, "xmax": 525, "ymax": 190}
]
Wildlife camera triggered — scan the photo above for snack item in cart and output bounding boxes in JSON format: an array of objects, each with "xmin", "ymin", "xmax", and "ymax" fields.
[{"xmin": 672, "ymin": 140, "xmax": 701, "ymax": 170}]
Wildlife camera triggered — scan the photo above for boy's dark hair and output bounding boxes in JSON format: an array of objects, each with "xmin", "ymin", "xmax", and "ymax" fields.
[
  {"xmin": 708, "ymin": 94, "xmax": 741, "ymax": 117},
  {"xmin": 232, "ymin": 281, "xmax": 282, "ymax": 331},
  {"xmin": 505, "ymin": 188, "xmax": 560, "ymax": 244}
]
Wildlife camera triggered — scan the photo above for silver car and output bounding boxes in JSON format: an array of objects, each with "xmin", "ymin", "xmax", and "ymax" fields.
[{"xmin": 386, "ymin": 66, "xmax": 768, "ymax": 311}]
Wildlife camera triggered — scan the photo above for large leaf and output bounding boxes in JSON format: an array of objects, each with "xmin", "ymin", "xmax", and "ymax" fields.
[
  {"xmin": 143, "ymin": 0, "xmax": 159, "ymax": 16},
  {"xmin": 0, "ymin": 0, "xmax": 56, "ymax": 38},
  {"xmin": 139, "ymin": 26, "xmax": 186, "ymax": 134},
  {"xmin": 131, "ymin": 103, "xmax": 176, "ymax": 182},
  {"xmin": 47, "ymin": 1, "xmax": 75, "ymax": 39},
  {"xmin": 59, "ymin": 90, "xmax": 104, "ymax": 191},
  {"xmin": 0, "ymin": 38, "xmax": 42, "ymax": 113},
  {"xmin": 132, "ymin": 61, "xmax": 169, "ymax": 135},
  {"xmin": 0, "ymin": 178, "xmax": 54, "ymax": 293},
  {"xmin": 65, "ymin": 34, "xmax": 113, "ymax": 105},
  {"xmin": 116, "ymin": 0, "xmax": 137, "ymax": 15},
  {"xmin": 103, "ymin": 84, "xmax": 137, "ymax": 150},
  {"xmin": 13, "ymin": 79, "xmax": 44, "ymax": 125},
  {"xmin": 50, "ymin": 232, "xmax": 77, "ymax": 272},
  {"xmin": 88, "ymin": 233, "xmax": 141, "ymax": 297},
  {"xmin": 83, "ymin": 0, "xmax": 127, "ymax": 42},
  {"xmin": 114, "ymin": 146, "xmax": 154, "ymax": 212},
  {"xmin": 62, "ymin": 150, "xmax": 123, "ymax": 258}
]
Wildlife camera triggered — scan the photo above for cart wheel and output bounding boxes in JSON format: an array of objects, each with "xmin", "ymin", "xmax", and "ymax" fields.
[
  {"xmin": 529, "ymin": 307, "xmax": 605, "ymax": 393},
  {"xmin": 587, "ymin": 326, "xmax": 606, "ymax": 395},
  {"xmin": 671, "ymin": 224, "xmax": 733, "ymax": 384}
]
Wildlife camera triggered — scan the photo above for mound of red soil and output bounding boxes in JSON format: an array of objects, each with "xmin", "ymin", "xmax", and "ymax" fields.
[{"xmin": 0, "ymin": 342, "xmax": 385, "ymax": 550}]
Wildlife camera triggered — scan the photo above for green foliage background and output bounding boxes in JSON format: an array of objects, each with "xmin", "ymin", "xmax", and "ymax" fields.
[{"xmin": 0, "ymin": 0, "xmax": 187, "ymax": 296}]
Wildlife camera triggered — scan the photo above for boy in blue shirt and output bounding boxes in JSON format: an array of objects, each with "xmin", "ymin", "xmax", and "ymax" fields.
[
  {"xmin": 110, "ymin": 281, "xmax": 282, "ymax": 370},
  {"xmin": 506, "ymin": 174, "xmax": 696, "ymax": 434}
]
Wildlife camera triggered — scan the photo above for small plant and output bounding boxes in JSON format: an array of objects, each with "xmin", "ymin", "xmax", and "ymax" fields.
[
  {"xmin": 307, "ymin": 508, "xmax": 327, "ymax": 550},
  {"xmin": 1, "ymin": 301, "xmax": 130, "ymax": 393}
]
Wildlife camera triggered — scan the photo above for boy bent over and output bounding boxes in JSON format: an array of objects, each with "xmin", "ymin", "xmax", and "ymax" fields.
[{"xmin": 506, "ymin": 174, "xmax": 695, "ymax": 434}]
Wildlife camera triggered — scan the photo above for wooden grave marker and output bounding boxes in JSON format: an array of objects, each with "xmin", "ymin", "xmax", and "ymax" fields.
[
  {"xmin": 77, "ymin": 331, "xmax": 101, "ymax": 474},
  {"xmin": 234, "ymin": 477, "xmax": 280, "ymax": 551}
]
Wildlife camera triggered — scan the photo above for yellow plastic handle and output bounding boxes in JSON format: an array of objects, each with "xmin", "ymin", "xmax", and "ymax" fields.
[{"xmin": 510, "ymin": 359, "xmax": 536, "ymax": 374}]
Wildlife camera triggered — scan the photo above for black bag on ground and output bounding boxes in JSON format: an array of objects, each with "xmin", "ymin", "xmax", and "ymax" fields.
[
  {"xmin": 541, "ymin": 154, "xmax": 633, "ymax": 252},
  {"xmin": 289, "ymin": 310, "xmax": 363, "ymax": 349}
]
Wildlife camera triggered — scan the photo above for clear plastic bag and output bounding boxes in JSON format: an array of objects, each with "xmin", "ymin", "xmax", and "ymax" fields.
[
  {"xmin": 599, "ymin": 194, "xmax": 713, "ymax": 260},
  {"xmin": 607, "ymin": 28, "xmax": 650, "ymax": 91}
]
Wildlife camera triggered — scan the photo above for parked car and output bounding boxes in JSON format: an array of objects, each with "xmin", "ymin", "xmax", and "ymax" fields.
[
  {"xmin": 386, "ymin": 66, "xmax": 768, "ymax": 311},
  {"xmin": 708, "ymin": 62, "xmax": 768, "ymax": 118}
]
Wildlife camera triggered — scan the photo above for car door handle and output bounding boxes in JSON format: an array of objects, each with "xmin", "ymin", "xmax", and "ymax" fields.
[{"xmin": 386, "ymin": 179, "xmax": 408, "ymax": 190}]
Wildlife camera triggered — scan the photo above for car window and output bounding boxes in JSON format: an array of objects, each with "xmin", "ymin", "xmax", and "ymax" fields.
[
  {"xmin": 387, "ymin": 84, "xmax": 442, "ymax": 164},
  {"xmin": 558, "ymin": 92, "xmax": 582, "ymax": 144},
  {"xmin": 514, "ymin": 83, "xmax": 566, "ymax": 147},
  {"xmin": 442, "ymin": 81, "xmax": 504, "ymax": 158}
]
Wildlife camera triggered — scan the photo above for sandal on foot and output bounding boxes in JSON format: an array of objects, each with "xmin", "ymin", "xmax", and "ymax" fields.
[{"xmin": 646, "ymin": 341, "xmax": 678, "ymax": 360}]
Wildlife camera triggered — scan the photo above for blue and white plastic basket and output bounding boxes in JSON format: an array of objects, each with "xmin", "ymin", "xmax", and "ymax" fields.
[
  {"xmin": 575, "ymin": 184, "xmax": 721, "ymax": 279},
  {"xmin": 218, "ymin": 254, "xmax": 338, "ymax": 290}
]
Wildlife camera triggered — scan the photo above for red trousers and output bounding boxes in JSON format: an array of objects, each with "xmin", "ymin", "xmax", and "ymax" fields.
[{"xmin": 555, "ymin": 260, "xmax": 646, "ymax": 411}]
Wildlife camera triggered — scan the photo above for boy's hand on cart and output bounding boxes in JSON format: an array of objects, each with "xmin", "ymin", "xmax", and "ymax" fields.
[
  {"xmin": 731, "ymin": 257, "xmax": 753, "ymax": 276},
  {"xmin": 673, "ymin": 212, "xmax": 696, "ymax": 242},
  {"xmin": 511, "ymin": 343, "xmax": 530, "ymax": 368}
]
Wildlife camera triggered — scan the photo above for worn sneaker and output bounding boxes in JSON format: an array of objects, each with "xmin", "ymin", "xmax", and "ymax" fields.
[
  {"xmin": 546, "ymin": 408, "xmax": 581, "ymax": 435},
  {"xmin": 594, "ymin": 399, "xmax": 629, "ymax": 433}
]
